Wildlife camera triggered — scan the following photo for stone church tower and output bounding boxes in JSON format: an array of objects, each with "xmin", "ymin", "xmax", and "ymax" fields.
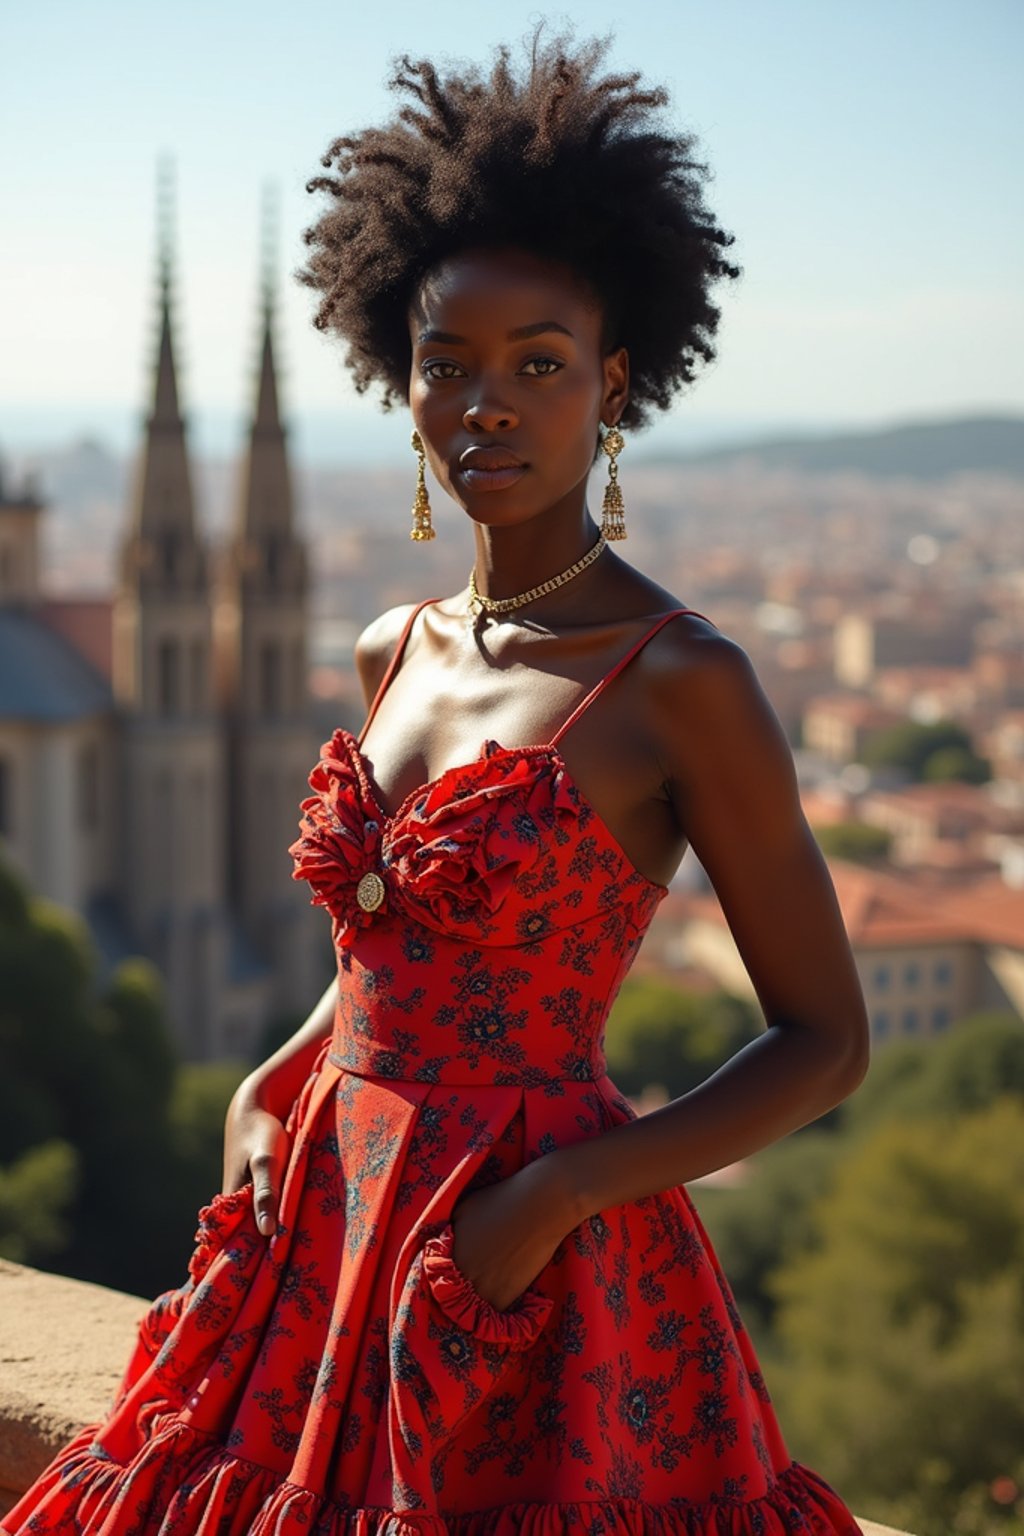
[
  {"xmin": 110, "ymin": 179, "xmax": 229, "ymax": 1057},
  {"xmin": 215, "ymin": 205, "xmax": 324, "ymax": 1012}
]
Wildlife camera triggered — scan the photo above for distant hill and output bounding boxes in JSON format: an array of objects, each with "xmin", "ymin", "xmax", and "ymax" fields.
[
  {"xmin": 653, "ymin": 413, "xmax": 1024, "ymax": 481},
  {"xmin": 9, "ymin": 413, "xmax": 1024, "ymax": 511}
]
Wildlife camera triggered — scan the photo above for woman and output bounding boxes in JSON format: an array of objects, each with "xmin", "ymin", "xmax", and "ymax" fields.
[{"xmin": 3, "ymin": 24, "xmax": 870, "ymax": 1536}]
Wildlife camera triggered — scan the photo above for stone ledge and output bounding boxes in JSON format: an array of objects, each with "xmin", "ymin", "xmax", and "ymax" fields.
[
  {"xmin": 0, "ymin": 1259, "xmax": 909, "ymax": 1534},
  {"xmin": 0, "ymin": 1256, "xmax": 150, "ymax": 1510}
]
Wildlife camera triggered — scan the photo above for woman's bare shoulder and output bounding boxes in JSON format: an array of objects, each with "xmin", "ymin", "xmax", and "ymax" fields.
[
  {"xmin": 618, "ymin": 587, "xmax": 773, "ymax": 793},
  {"xmin": 644, "ymin": 603, "xmax": 739, "ymax": 676},
  {"xmin": 353, "ymin": 602, "xmax": 422, "ymax": 702},
  {"xmin": 638, "ymin": 603, "xmax": 767, "ymax": 733},
  {"xmin": 612, "ymin": 575, "xmax": 734, "ymax": 684},
  {"xmin": 601, "ymin": 564, "xmax": 727, "ymax": 660},
  {"xmin": 644, "ymin": 613, "xmax": 796, "ymax": 845}
]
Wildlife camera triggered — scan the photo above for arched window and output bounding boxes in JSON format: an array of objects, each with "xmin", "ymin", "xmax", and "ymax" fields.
[
  {"xmin": 157, "ymin": 638, "xmax": 180, "ymax": 716},
  {"xmin": 292, "ymin": 637, "xmax": 305, "ymax": 713},
  {"xmin": 78, "ymin": 742, "xmax": 100, "ymax": 831},
  {"xmin": 0, "ymin": 755, "xmax": 11, "ymax": 836},
  {"xmin": 190, "ymin": 638, "xmax": 205, "ymax": 713},
  {"xmin": 260, "ymin": 640, "xmax": 282, "ymax": 717}
]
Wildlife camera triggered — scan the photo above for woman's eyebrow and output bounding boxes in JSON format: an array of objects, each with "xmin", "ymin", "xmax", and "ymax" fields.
[
  {"xmin": 416, "ymin": 320, "xmax": 575, "ymax": 344},
  {"xmin": 507, "ymin": 320, "xmax": 576, "ymax": 342}
]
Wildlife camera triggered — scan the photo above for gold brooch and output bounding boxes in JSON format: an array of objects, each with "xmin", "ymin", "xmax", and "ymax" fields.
[{"xmin": 356, "ymin": 871, "xmax": 386, "ymax": 913}]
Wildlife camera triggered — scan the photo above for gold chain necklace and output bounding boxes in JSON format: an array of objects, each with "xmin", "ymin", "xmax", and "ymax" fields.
[{"xmin": 467, "ymin": 532, "xmax": 607, "ymax": 618}]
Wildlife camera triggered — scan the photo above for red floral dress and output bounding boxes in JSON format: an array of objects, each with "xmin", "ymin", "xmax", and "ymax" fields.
[{"xmin": 2, "ymin": 601, "xmax": 864, "ymax": 1535}]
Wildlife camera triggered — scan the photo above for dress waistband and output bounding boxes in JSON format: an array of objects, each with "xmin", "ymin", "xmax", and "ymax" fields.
[{"xmin": 326, "ymin": 1047, "xmax": 608, "ymax": 1088}]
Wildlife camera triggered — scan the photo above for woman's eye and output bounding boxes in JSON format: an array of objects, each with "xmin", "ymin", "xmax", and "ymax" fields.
[
  {"xmin": 420, "ymin": 357, "xmax": 563, "ymax": 380},
  {"xmin": 421, "ymin": 361, "xmax": 464, "ymax": 380}
]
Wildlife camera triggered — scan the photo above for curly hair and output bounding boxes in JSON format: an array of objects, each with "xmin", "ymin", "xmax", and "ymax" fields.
[{"xmin": 296, "ymin": 22, "xmax": 741, "ymax": 434}]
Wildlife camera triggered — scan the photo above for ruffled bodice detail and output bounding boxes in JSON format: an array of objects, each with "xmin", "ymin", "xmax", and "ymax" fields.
[
  {"xmin": 286, "ymin": 727, "xmax": 668, "ymax": 1086},
  {"xmin": 288, "ymin": 727, "xmax": 665, "ymax": 952}
]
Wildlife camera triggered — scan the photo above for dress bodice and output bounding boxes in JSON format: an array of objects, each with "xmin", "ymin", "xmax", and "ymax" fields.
[{"xmin": 288, "ymin": 599, "xmax": 715, "ymax": 1086}]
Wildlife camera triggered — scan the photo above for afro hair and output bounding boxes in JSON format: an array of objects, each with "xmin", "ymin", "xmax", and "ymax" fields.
[{"xmin": 297, "ymin": 21, "xmax": 741, "ymax": 434}]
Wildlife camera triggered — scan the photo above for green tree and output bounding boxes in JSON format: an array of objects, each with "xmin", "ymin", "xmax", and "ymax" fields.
[
  {"xmin": 0, "ymin": 851, "xmax": 243, "ymax": 1295},
  {"xmin": 811, "ymin": 821, "xmax": 892, "ymax": 863},
  {"xmin": 922, "ymin": 744, "xmax": 991, "ymax": 784},
  {"xmin": 0, "ymin": 1139, "xmax": 79, "ymax": 1264},
  {"xmin": 99, "ymin": 958, "xmax": 180, "ymax": 1123},
  {"xmin": 843, "ymin": 1011, "xmax": 1024, "ymax": 1138},
  {"xmin": 169, "ymin": 1059, "xmax": 251, "ymax": 1214},
  {"xmin": 767, "ymin": 1098, "xmax": 1024, "ymax": 1536},
  {"xmin": 693, "ymin": 1129, "xmax": 845, "ymax": 1340},
  {"xmin": 0, "ymin": 883, "xmax": 105, "ymax": 1164},
  {"xmin": 860, "ymin": 718, "xmax": 975, "ymax": 780},
  {"xmin": 603, "ymin": 978, "xmax": 761, "ymax": 1099}
]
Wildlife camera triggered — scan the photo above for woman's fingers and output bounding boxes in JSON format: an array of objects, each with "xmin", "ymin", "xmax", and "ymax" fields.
[
  {"xmin": 250, "ymin": 1149, "xmax": 281, "ymax": 1235},
  {"xmin": 220, "ymin": 1103, "xmax": 291, "ymax": 1238}
]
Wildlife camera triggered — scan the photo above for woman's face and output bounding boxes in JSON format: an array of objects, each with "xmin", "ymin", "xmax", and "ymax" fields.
[{"xmin": 407, "ymin": 246, "xmax": 628, "ymax": 528}]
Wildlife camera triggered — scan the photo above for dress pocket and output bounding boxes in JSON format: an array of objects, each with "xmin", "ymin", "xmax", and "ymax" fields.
[
  {"xmin": 421, "ymin": 1220, "xmax": 553, "ymax": 1346},
  {"xmin": 388, "ymin": 1219, "xmax": 554, "ymax": 1509}
]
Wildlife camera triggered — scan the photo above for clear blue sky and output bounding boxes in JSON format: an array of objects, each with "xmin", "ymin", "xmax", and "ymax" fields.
[{"xmin": 2, "ymin": 0, "xmax": 1022, "ymax": 463}]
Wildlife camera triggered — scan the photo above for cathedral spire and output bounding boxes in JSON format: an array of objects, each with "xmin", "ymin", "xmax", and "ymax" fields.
[
  {"xmin": 232, "ymin": 181, "xmax": 299, "ymax": 548},
  {"xmin": 217, "ymin": 181, "xmax": 310, "ymax": 947},
  {"xmin": 120, "ymin": 153, "xmax": 204, "ymax": 583},
  {"xmin": 252, "ymin": 182, "xmax": 282, "ymax": 437},
  {"xmin": 151, "ymin": 155, "xmax": 183, "ymax": 428}
]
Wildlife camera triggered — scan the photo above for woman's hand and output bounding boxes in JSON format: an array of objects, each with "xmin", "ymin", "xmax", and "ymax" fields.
[
  {"xmin": 449, "ymin": 1155, "xmax": 582, "ymax": 1312},
  {"xmin": 222, "ymin": 1084, "xmax": 292, "ymax": 1238}
]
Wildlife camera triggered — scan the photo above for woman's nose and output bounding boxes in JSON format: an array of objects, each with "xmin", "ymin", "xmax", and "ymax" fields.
[{"xmin": 463, "ymin": 399, "xmax": 518, "ymax": 432}]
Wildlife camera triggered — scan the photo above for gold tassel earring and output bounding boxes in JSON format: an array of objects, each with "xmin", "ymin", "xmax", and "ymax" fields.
[
  {"xmin": 410, "ymin": 429, "xmax": 435, "ymax": 541},
  {"xmin": 600, "ymin": 423, "xmax": 627, "ymax": 540}
]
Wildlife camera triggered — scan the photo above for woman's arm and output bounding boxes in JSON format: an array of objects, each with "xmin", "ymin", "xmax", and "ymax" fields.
[
  {"xmin": 222, "ymin": 974, "xmax": 338, "ymax": 1229},
  {"xmin": 546, "ymin": 630, "xmax": 871, "ymax": 1225}
]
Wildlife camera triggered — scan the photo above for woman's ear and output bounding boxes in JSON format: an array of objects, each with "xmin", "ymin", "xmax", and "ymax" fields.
[{"xmin": 602, "ymin": 344, "xmax": 629, "ymax": 425}]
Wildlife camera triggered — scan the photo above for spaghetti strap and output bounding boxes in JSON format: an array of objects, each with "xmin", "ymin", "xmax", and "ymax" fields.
[
  {"xmin": 550, "ymin": 606, "xmax": 717, "ymax": 748},
  {"xmin": 357, "ymin": 597, "xmax": 442, "ymax": 747}
]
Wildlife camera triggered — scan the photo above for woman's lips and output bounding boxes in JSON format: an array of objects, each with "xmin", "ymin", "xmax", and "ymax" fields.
[
  {"xmin": 460, "ymin": 448, "xmax": 534, "ymax": 491},
  {"xmin": 458, "ymin": 463, "xmax": 529, "ymax": 491}
]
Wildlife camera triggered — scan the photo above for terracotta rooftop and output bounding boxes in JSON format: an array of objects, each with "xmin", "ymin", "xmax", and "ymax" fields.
[
  {"xmin": 940, "ymin": 873, "xmax": 1024, "ymax": 949},
  {"xmin": 801, "ymin": 788, "xmax": 860, "ymax": 826},
  {"xmin": 677, "ymin": 861, "xmax": 1024, "ymax": 952},
  {"xmin": 876, "ymin": 664, "xmax": 971, "ymax": 689},
  {"xmin": 862, "ymin": 780, "xmax": 1024, "ymax": 833},
  {"xmin": 36, "ymin": 597, "xmax": 114, "ymax": 683},
  {"xmin": 805, "ymin": 693, "xmax": 904, "ymax": 725}
]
